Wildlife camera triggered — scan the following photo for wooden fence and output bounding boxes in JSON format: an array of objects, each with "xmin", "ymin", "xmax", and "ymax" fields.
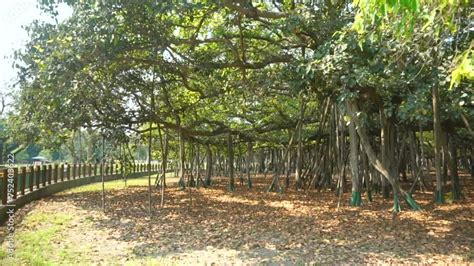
[{"xmin": 0, "ymin": 162, "xmax": 159, "ymax": 205}]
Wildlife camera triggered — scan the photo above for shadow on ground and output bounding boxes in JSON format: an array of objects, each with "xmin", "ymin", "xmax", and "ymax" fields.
[{"xmin": 5, "ymin": 176, "xmax": 474, "ymax": 264}]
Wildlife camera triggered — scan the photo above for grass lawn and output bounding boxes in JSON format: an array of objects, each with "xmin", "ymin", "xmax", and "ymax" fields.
[{"xmin": 65, "ymin": 173, "xmax": 177, "ymax": 193}]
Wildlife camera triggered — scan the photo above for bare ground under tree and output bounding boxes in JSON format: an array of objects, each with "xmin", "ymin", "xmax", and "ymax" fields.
[{"xmin": 1, "ymin": 175, "xmax": 473, "ymax": 264}]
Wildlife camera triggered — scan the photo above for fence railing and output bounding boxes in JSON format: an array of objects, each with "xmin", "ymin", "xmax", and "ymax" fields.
[{"xmin": 0, "ymin": 162, "xmax": 159, "ymax": 205}]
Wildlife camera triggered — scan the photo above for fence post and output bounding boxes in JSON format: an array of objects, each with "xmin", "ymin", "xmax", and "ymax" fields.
[
  {"xmin": 11, "ymin": 168, "xmax": 18, "ymax": 199},
  {"xmin": 60, "ymin": 164, "xmax": 64, "ymax": 182},
  {"xmin": 94, "ymin": 163, "xmax": 97, "ymax": 176},
  {"xmin": 2, "ymin": 169, "xmax": 7, "ymax": 204},
  {"xmin": 35, "ymin": 165, "xmax": 40, "ymax": 188},
  {"xmin": 20, "ymin": 166, "xmax": 26, "ymax": 196},
  {"xmin": 47, "ymin": 165, "xmax": 52, "ymax": 185},
  {"xmin": 51, "ymin": 164, "xmax": 55, "ymax": 183},
  {"xmin": 53, "ymin": 164, "xmax": 58, "ymax": 183},
  {"xmin": 29, "ymin": 166, "xmax": 34, "ymax": 192},
  {"xmin": 72, "ymin": 164, "xmax": 76, "ymax": 179},
  {"xmin": 67, "ymin": 164, "xmax": 71, "ymax": 180},
  {"xmin": 42, "ymin": 165, "xmax": 47, "ymax": 187}
]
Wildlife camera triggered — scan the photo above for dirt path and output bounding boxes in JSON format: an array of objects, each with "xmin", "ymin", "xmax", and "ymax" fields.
[{"xmin": 1, "ymin": 177, "xmax": 473, "ymax": 264}]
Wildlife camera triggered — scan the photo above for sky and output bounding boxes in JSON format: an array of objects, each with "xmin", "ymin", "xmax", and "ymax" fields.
[{"xmin": 0, "ymin": 0, "xmax": 72, "ymax": 98}]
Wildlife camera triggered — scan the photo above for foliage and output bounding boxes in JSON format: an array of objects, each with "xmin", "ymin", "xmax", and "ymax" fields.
[{"xmin": 4, "ymin": 0, "xmax": 472, "ymax": 214}]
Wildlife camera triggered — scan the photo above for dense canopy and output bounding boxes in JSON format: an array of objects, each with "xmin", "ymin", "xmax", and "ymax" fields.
[{"xmin": 5, "ymin": 0, "xmax": 473, "ymax": 210}]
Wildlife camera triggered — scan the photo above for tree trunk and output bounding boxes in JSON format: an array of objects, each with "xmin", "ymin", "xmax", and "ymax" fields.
[
  {"xmin": 408, "ymin": 131, "xmax": 419, "ymax": 184},
  {"xmin": 205, "ymin": 144, "xmax": 212, "ymax": 186},
  {"xmin": 228, "ymin": 133, "xmax": 235, "ymax": 191},
  {"xmin": 178, "ymin": 131, "xmax": 186, "ymax": 189},
  {"xmin": 361, "ymin": 147, "xmax": 372, "ymax": 202},
  {"xmin": 101, "ymin": 135, "xmax": 106, "ymax": 212},
  {"xmin": 335, "ymin": 104, "xmax": 346, "ymax": 199},
  {"xmin": 380, "ymin": 112, "xmax": 394, "ymax": 199},
  {"xmin": 247, "ymin": 141, "xmax": 253, "ymax": 188},
  {"xmin": 160, "ymin": 131, "xmax": 168, "ymax": 207},
  {"xmin": 347, "ymin": 101, "xmax": 421, "ymax": 212},
  {"xmin": 78, "ymin": 129, "xmax": 82, "ymax": 164},
  {"xmin": 196, "ymin": 144, "xmax": 201, "ymax": 188},
  {"xmin": 295, "ymin": 100, "xmax": 306, "ymax": 190},
  {"xmin": 147, "ymin": 124, "xmax": 152, "ymax": 216},
  {"xmin": 441, "ymin": 131, "xmax": 449, "ymax": 186},
  {"xmin": 471, "ymin": 148, "xmax": 474, "ymax": 179},
  {"xmin": 258, "ymin": 149, "xmax": 265, "ymax": 173},
  {"xmin": 348, "ymin": 108, "xmax": 362, "ymax": 206},
  {"xmin": 447, "ymin": 133, "xmax": 461, "ymax": 200},
  {"xmin": 189, "ymin": 144, "xmax": 195, "ymax": 187},
  {"xmin": 270, "ymin": 149, "xmax": 275, "ymax": 172},
  {"xmin": 432, "ymin": 86, "xmax": 444, "ymax": 203}
]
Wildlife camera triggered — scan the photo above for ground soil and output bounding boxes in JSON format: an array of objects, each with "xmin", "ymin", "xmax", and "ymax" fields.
[{"xmin": 3, "ymin": 175, "xmax": 474, "ymax": 264}]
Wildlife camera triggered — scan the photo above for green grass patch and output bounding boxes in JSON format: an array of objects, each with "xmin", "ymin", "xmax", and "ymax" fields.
[
  {"xmin": 56, "ymin": 243, "xmax": 94, "ymax": 264},
  {"xmin": 0, "ymin": 209, "xmax": 74, "ymax": 265},
  {"xmin": 63, "ymin": 173, "xmax": 177, "ymax": 194},
  {"xmin": 0, "ymin": 208, "xmax": 101, "ymax": 265}
]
